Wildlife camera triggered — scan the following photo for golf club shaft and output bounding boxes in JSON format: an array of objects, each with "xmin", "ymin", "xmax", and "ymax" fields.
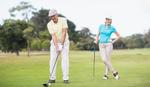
[
  {"xmin": 93, "ymin": 45, "xmax": 96, "ymax": 77},
  {"xmin": 50, "ymin": 51, "xmax": 60, "ymax": 80}
]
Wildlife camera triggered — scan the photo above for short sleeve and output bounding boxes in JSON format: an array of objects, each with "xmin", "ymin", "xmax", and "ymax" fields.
[
  {"xmin": 112, "ymin": 26, "xmax": 117, "ymax": 33},
  {"xmin": 98, "ymin": 24, "xmax": 103, "ymax": 32},
  {"xmin": 62, "ymin": 18, "xmax": 68, "ymax": 29},
  {"xmin": 47, "ymin": 23, "xmax": 55, "ymax": 34}
]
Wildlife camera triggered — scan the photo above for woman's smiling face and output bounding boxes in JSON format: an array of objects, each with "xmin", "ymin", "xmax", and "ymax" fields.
[{"xmin": 105, "ymin": 19, "xmax": 112, "ymax": 26}]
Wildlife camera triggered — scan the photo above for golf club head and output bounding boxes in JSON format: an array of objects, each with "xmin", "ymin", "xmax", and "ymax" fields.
[{"xmin": 43, "ymin": 83, "xmax": 48, "ymax": 87}]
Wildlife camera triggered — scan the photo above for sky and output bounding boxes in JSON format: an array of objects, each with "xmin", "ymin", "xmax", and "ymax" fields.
[{"xmin": 0, "ymin": 0, "xmax": 150, "ymax": 37}]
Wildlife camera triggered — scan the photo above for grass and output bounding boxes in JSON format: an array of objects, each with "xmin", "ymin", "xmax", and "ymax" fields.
[{"xmin": 0, "ymin": 49, "xmax": 150, "ymax": 87}]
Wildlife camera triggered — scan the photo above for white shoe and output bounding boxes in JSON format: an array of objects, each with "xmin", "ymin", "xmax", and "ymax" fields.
[
  {"xmin": 102, "ymin": 75, "xmax": 109, "ymax": 80},
  {"xmin": 113, "ymin": 72, "xmax": 120, "ymax": 80}
]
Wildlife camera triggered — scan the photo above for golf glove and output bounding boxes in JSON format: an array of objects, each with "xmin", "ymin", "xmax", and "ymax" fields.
[
  {"xmin": 110, "ymin": 38, "xmax": 115, "ymax": 44},
  {"xmin": 58, "ymin": 43, "xmax": 63, "ymax": 51}
]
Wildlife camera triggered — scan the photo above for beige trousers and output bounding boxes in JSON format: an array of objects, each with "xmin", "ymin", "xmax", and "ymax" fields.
[{"xmin": 99, "ymin": 43, "xmax": 116, "ymax": 75}]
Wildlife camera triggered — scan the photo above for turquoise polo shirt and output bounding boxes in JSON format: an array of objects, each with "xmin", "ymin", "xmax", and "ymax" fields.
[{"xmin": 98, "ymin": 24, "xmax": 117, "ymax": 43}]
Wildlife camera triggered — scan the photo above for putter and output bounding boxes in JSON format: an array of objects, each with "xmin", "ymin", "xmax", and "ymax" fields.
[
  {"xmin": 43, "ymin": 51, "xmax": 61, "ymax": 87},
  {"xmin": 93, "ymin": 44, "xmax": 96, "ymax": 78}
]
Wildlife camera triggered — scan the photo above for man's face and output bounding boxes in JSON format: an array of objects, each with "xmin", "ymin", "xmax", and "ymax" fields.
[
  {"xmin": 50, "ymin": 15, "xmax": 58, "ymax": 23},
  {"xmin": 105, "ymin": 19, "xmax": 112, "ymax": 26}
]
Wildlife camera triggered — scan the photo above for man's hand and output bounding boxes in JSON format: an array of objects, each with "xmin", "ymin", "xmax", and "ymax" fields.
[
  {"xmin": 58, "ymin": 43, "xmax": 63, "ymax": 51},
  {"xmin": 56, "ymin": 43, "xmax": 63, "ymax": 52},
  {"xmin": 55, "ymin": 44, "xmax": 59, "ymax": 52}
]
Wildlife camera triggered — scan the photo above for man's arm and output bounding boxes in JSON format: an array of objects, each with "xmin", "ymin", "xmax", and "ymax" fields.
[
  {"xmin": 47, "ymin": 23, "xmax": 60, "ymax": 51},
  {"xmin": 52, "ymin": 33, "xmax": 59, "ymax": 51},
  {"xmin": 61, "ymin": 28, "xmax": 67, "ymax": 45}
]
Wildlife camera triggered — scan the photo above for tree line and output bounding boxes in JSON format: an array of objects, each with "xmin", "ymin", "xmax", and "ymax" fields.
[{"xmin": 0, "ymin": 1, "xmax": 150, "ymax": 56}]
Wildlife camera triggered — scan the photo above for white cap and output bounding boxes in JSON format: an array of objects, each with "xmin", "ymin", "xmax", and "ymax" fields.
[
  {"xmin": 105, "ymin": 16, "xmax": 112, "ymax": 20},
  {"xmin": 48, "ymin": 9, "xmax": 57, "ymax": 17}
]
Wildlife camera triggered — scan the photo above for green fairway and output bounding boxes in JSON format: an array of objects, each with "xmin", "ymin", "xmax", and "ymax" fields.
[{"xmin": 0, "ymin": 49, "xmax": 150, "ymax": 87}]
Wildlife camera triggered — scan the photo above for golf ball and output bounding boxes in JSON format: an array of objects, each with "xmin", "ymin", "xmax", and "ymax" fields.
[{"xmin": 48, "ymin": 83, "xmax": 51, "ymax": 86}]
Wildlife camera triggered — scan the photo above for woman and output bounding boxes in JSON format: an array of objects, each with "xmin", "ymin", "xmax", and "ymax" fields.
[{"xmin": 95, "ymin": 17, "xmax": 120, "ymax": 80}]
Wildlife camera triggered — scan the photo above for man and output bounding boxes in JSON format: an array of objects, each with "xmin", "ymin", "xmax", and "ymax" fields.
[
  {"xmin": 95, "ymin": 16, "xmax": 120, "ymax": 80},
  {"xmin": 46, "ymin": 9, "xmax": 70, "ymax": 84}
]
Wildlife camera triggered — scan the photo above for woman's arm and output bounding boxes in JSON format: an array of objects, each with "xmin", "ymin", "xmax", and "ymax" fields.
[
  {"xmin": 112, "ymin": 32, "xmax": 120, "ymax": 43},
  {"xmin": 95, "ymin": 32, "xmax": 100, "ymax": 44}
]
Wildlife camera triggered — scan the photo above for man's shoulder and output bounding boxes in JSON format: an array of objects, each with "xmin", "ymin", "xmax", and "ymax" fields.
[
  {"xmin": 47, "ymin": 20, "xmax": 53, "ymax": 25},
  {"xmin": 59, "ymin": 17, "xmax": 67, "ymax": 22}
]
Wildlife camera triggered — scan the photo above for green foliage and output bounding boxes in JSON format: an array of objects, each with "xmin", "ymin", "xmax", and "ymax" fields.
[
  {"xmin": 123, "ymin": 34, "xmax": 144, "ymax": 48},
  {"xmin": 70, "ymin": 41, "xmax": 79, "ymax": 50},
  {"xmin": 39, "ymin": 30, "xmax": 51, "ymax": 40},
  {"xmin": 0, "ymin": 25, "xmax": 2, "ymax": 50},
  {"xmin": 76, "ymin": 27, "xmax": 96, "ymax": 50},
  {"xmin": 144, "ymin": 29, "xmax": 150, "ymax": 47},
  {"xmin": 144, "ymin": 43, "xmax": 150, "ymax": 48},
  {"xmin": 38, "ymin": 30, "xmax": 50, "ymax": 51},
  {"xmin": 77, "ymin": 37, "xmax": 94, "ymax": 50},
  {"xmin": 31, "ymin": 9, "xmax": 49, "ymax": 37},
  {"xmin": 8, "ymin": 1, "xmax": 36, "ymax": 56},
  {"xmin": 41, "ymin": 40, "xmax": 50, "ymax": 51},
  {"xmin": 2, "ymin": 1, "xmax": 150, "ymax": 51},
  {"xmin": 23, "ymin": 26, "xmax": 34, "ymax": 56},
  {"xmin": 113, "ymin": 38, "xmax": 127, "ymax": 49},
  {"xmin": 23, "ymin": 26, "xmax": 34, "ymax": 40},
  {"xmin": 31, "ymin": 39, "xmax": 42, "ymax": 50},
  {"xmin": 9, "ymin": 1, "xmax": 36, "ymax": 20},
  {"xmin": 67, "ymin": 19, "xmax": 77, "ymax": 42},
  {"xmin": 0, "ymin": 19, "xmax": 28, "ymax": 55}
]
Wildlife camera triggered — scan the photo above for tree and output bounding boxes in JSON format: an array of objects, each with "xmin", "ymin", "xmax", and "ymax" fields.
[
  {"xmin": 31, "ymin": 39, "xmax": 42, "ymax": 51},
  {"xmin": 9, "ymin": 1, "xmax": 36, "ymax": 21},
  {"xmin": 39, "ymin": 30, "xmax": 51, "ymax": 40},
  {"xmin": 41, "ymin": 40, "xmax": 50, "ymax": 51},
  {"xmin": 23, "ymin": 26, "xmax": 34, "ymax": 56},
  {"xmin": 31, "ymin": 9, "xmax": 49, "ymax": 37},
  {"xmin": 0, "ymin": 25, "xmax": 2, "ymax": 50},
  {"xmin": 113, "ymin": 38, "xmax": 127, "ymax": 49},
  {"xmin": 144, "ymin": 28, "xmax": 150, "ymax": 48},
  {"xmin": 76, "ymin": 27, "xmax": 97, "ymax": 50},
  {"xmin": 67, "ymin": 19, "xmax": 77, "ymax": 42},
  {"xmin": 123, "ymin": 34, "xmax": 144, "ymax": 48},
  {"xmin": 9, "ymin": 1, "xmax": 36, "ymax": 56},
  {"xmin": 39, "ymin": 30, "xmax": 51, "ymax": 51},
  {"xmin": 0, "ymin": 19, "xmax": 28, "ymax": 56}
]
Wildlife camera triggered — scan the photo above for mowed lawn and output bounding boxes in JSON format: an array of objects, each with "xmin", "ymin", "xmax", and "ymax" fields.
[{"xmin": 0, "ymin": 49, "xmax": 150, "ymax": 87}]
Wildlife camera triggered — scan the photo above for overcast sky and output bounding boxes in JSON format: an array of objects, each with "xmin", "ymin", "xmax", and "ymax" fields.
[{"xmin": 0, "ymin": 0, "xmax": 150, "ymax": 37}]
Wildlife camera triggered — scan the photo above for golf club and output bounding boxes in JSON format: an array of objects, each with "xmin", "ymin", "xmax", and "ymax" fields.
[
  {"xmin": 43, "ymin": 51, "xmax": 61, "ymax": 87},
  {"xmin": 93, "ymin": 43, "xmax": 96, "ymax": 78}
]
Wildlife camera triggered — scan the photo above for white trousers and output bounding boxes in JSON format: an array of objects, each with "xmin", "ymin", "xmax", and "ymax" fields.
[
  {"xmin": 99, "ymin": 43, "xmax": 116, "ymax": 75},
  {"xmin": 49, "ymin": 40, "xmax": 69, "ymax": 80}
]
